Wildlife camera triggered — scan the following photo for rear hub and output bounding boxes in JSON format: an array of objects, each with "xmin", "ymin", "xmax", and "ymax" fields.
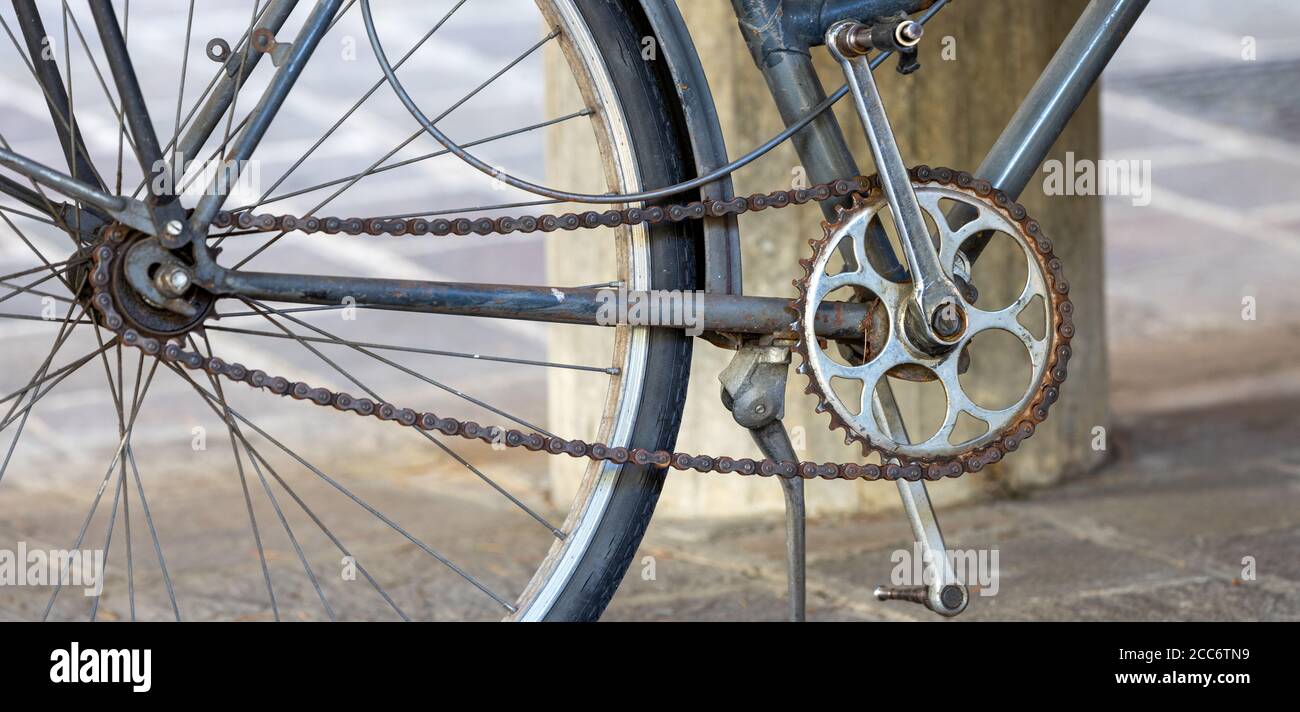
[{"xmin": 92, "ymin": 223, "xmax": 215, "ymax": 340}]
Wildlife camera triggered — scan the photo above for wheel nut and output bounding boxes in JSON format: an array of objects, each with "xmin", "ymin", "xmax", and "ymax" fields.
[{"xmin": 156, "ymin": 264, "xmax": 192, "ymax": 296}]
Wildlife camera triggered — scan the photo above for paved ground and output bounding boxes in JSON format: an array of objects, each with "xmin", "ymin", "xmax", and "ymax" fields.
[
  {"xmin": 0, "ymin": 1, "xmax": 1297, "ymax": 621},
  {"xmin": 606, "ymin": 395, "xmax": 1300, "ymax": 621}
]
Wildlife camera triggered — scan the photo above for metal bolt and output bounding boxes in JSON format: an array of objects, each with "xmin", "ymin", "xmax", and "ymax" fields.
[
  {"xmin": 155, "ymin": 264, "xmax": 192, "ymax": 296},
  {"xmin": 168, "ymin": 268, "xmax": 191, "ymax": 293},
  {"xmin": 753, "ymin": 403, "xmax": 767, "ymax": 415},
  {"xmin": 931, "ymin": 300, "xmax": 963, "ymax": 339},
  {"xmin": 165, "ymin": 219, "xmax": 184, "ymax": 237},
  {"xmin": 895, "ymin": 20, "xmax": 923, "ymax": 47}
]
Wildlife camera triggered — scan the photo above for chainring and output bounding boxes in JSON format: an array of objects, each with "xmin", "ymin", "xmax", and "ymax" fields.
[{"xmin": 791, "ymin": 166, "xmax": 1073, "ymax": 476}]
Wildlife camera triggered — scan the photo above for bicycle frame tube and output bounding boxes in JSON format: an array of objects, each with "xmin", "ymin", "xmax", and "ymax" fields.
[
  {"xmin": 188, "ymin": 0, "xmax": 344, "ymax": 235},
  {"xmin": 87, "ymin": 1, "xmax": 179, "ymax": 219},
  {"xmin": 962, "ymin": 0, "xmax": 1149, "ymax": 260},
  {"xmin": 86, "ymin": 0, "xmax": 340, "ymax": 252},
  {"xmin": 11, "ymin": 0, "xmax": 106, "ymax": 198},
  {"xmin": 219, "ymin": 269, "xmax": 874, "ymax": 341},
  {"xmin": 168, "ymin": 0, "xmax": 300, "ymax": 186},
  {"xmin": 746, "ymin": 0, "xmax": 1147, "ymax": 272}
]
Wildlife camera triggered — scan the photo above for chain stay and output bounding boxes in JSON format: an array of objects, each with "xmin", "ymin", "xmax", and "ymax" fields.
[{"xmin": 90, "ymin": 167, "xmax": 1069, "ymax": 482}]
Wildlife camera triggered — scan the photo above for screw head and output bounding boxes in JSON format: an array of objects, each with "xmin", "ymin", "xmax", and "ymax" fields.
[
  {"xmin": 931, "ymin": 300, "xmax": 964, "ymax": 339},
  {"xmin": 164, "ymin": 219, "xmax": 184, "ymax": 237},
  {"xmin": 753, "ymin": 403, "xmax": 767, "ymax": 415}
]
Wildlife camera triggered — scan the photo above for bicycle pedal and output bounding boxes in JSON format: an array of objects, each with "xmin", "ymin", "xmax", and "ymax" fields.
[{"xmin": 874, "ymin": 584, "xmax": 967, "ymax": 616}]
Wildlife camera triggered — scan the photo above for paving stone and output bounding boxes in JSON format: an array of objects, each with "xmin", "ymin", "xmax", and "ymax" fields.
[{"xmin": 1062, "ymin": 578, "xmax": 1300, "ymax": 622}]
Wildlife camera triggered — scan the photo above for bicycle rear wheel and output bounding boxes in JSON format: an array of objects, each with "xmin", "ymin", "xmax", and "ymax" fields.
[{"xmin": 0, "ymin": 0, "xmax": 700, "ymax": 621}]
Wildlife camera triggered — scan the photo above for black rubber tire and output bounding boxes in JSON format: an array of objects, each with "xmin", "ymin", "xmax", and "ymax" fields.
[{"xmin": 539, "ymin": 0, "xmax": 700, "ymax": 621}]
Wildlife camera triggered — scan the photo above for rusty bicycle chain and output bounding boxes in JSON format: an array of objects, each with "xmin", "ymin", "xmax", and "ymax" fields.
[{"xmin": 89, "ymin": 166, "xmax": 1070, "ymax": 482}]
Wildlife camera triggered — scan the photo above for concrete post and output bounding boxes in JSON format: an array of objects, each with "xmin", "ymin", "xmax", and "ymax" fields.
[{"xmin": 546, "ymin": 0, "xmax": 1105, "ymax": 517}]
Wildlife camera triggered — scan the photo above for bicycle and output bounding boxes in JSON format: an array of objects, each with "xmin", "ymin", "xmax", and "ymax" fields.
[{"xmin": 0, "ymin": 0, "xmax": 1145, "ymax": 621}]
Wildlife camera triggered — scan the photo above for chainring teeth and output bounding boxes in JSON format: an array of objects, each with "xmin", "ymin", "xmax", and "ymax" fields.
[{"xmin": 790, "ymin": 166, "xmax": 1073, "ymax": 479}]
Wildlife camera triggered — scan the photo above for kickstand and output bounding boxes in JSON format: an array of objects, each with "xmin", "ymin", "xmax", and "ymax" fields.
[{"xmin": 720, "ymin": 340, "xmax": 806, "ymax": 622}]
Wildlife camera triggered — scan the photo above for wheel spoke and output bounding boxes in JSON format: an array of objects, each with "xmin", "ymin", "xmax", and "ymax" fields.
[
  {"xmin": 191, "ymin": 333, "xmax": 278, "ymax": 620},
  {"xmin": 89, "ymin": 455, "xmax": 127, "ymax": 622},
  {"xmin": 0, "ymin": 203, "xmax": 84, "ymax": 292},
  {"xmin": 59, "ymin": 1, "xmax": 142, "ymax": 163},
  {"xmin": 0, "ymin": 277, "xmax": 75, "ymax": 305},
  {"xmin": 242, "ymin": 433, "xmax": 339, "ymax": 622},
  {"xmin": 235, "ymin": 299, "xmax": 564, "ymax": 537},
  {"xmin": 42, "ymin": 358, "xmax": 158, "ymax": 620},
  {"xmin": 122, "ymin": 350, "xmax": 143, "ymax": 621},
  {"xmin": 0, "ymin": 132, "xmax": 86, "ymax": 243},
  {"xmin": 0, "ymin": 301, "xmax": 87, "ymax": 486},
  {"xmin": 125, "ymin": 419, "xmax": 182, "ymax": 620},
  {"xmin": 239, "ymin": 0, "xmax": 470, "ymax": 213},
  {"xmin": 169, "ymin": 1, "xmax": 196, "ymax": 169},
  {"xmin": 171, "ymin": 366, "xmax": 516, "ymax": 612},
  {"xmin": 249, "ymin": 441, "xmax": 410, "ymax": 620},
  {"xmin": 242, "ymin": 298, "xmax": 557, "ymax": 437},
  {"xmin": 0, "ymin": 256, "xmax": 81, "ymax": 306},
  {"xmin": 0, "ymin": 11, "xmax": 109, "ymax": 192},
  {"xmin": 229, "ymin": 29, "xmax": 560, "ymax": 267},
  {"xmin": 87, "ymin": 344, "xmax": 145, "ymax": 627},
  {"xmin": 191, "ymin": 333, "xmax": 408, "ymax": 620},
  {"xmin": 0, "ymin": 341, "xmax": 110, "ymax": 414},
  {"xmin": 203, "ymin": 322, "xmax": 617, "ymax": 374},
  {"xmin": 0, "ymin": 204, "xmax": 57, "ymax": 226},
  {"xmin": 144, "ymin": 1, "xmax": 360, "ymax": 200},
  {"xmin": 0, "ymin": 256, "xmax": 84, "ymax": 284},
  {"xmin": 0, "ymin": 311, "xmax": 88, "ymax": 324},
  {"xmin": 240, "ymin": 110, "xmax": 587, "ymax": 213}
]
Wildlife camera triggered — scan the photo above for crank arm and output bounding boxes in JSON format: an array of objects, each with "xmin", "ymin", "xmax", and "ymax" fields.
[
  {"xmin": 826, "ymin": 20, "xmax": 966, "ymax": 347},
  {"xmin": 869, "ymin": 381, "xmax": 968, "ymax": 616},
  {"xmin": 874, "ymin": 479, "xmax": 967, "ymax": 616}
]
